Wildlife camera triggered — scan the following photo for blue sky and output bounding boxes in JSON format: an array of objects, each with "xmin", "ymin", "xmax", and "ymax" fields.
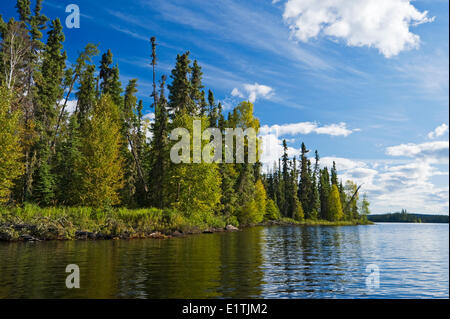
[{"xmin": 2, "ymin": 0, "xmax": 449, "ymax": 214}]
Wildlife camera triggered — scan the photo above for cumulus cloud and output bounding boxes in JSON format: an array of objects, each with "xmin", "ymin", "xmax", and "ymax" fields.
[
  {"xmin": 282, "ymin": 0, "xmax": 434, "ymax": 58},
  {"xmin": 386, "ymin": 140, "xmax": 449, "ymax": 162},
  {"xmin": 428, "ymin": 123, "xmax": 449, "ymax": 139},
  {"xmin": 142, "ymin": 112, "xmax": 155, "ymax": 142},
  {"xmin": 260, "ymin": 121, "xmax": 357, "ymax": 137},
  {"xmin": 231, "ymin": 83, "xmax": 273, "ymax": 103},
  {"xmin": 260, "ymin": 133, "xmax": 301, "ymax": 168},
  {"xmin": 143, "ymin": 112, "xmax": 155, "ymax": 122},
  {"xmin": 58, "ymin": 100, "xmax": 77, "ymax": 115},
  {"xmin": 321, "ymin": 156, "xmax": 448, "ymax": 215},
  {"xmin": 321, "ymin": 157, "xmax": 367, "ymax": 171},
  {"xmin": 259, "ymin": 122, "xmax": 357, "ymax": 169}
]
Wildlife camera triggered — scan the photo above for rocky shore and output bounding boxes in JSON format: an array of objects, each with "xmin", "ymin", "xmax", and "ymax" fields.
[{"xmin": 0, "ymin": 221, "xmax": 240, "ymax": 242}]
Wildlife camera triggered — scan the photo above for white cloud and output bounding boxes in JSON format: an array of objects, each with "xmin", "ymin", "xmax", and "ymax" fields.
[
  {"xmin": 231, "ymin": 83, "xmax": 273, "ymax": 103},
  {"xmin": 260, "ymin": 133, "xmax": 301, "ymax": 168},
  {"xmin": 386, "ymin": 140, "xmax": 449, "ymax": 161},
  {"xmin": 282, "ymin": 0, "xmax": 434, "ymax": 58},
  {"xmin": 58, "ymin": 100, "xmax": 77, "ymax": 115},
  {"xmin": 142, "ymin": 113, "xmax": 155, "ymax": 142},
  {"xmin": 428, "ymin": 124, "xmax": 449, "ymax": 139},
  {"xmin": 143, "ymin": 112, "xmax": 155, "ymax": 122},
  {"xmin": 321, "ymin": 156, "xmax": 448, "ymax": 215},
  {"xmin": 321, "ymin": 157, "xmax": 367, "ymax": 171},
  {"xmin": 260, "ymin": 121, "xmax": 357, "ymax": 137},
  {"xmin": 231, "ymin": 88, "xmax": 244, "ymax": 98},
  {"xmin": 259, "ymin": 122, "xmax": 357, "ymax": 169}
]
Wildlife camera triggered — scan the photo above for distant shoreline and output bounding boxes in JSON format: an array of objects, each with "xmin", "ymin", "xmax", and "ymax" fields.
[{"xmin": 368, "ymin": 213, "xmax": 449, "ymax": 224}]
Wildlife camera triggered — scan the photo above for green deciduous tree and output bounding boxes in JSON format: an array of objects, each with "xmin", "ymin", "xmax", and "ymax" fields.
[
  {"xmin": 167, "ymin": 113, "xmax": 222, "ymax": 217},
  {"xmin": 78, "ymin": 95, "xmax": 125, "ymax": 207},
  {"xmin": 0, "ymin": 86, "xmax": 23, "ymax": 203}
]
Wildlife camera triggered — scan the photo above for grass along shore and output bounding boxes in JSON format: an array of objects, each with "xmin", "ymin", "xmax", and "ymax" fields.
[{"xmin": 0, "ymin": 205, "xmax": 372, "ymax": 242}]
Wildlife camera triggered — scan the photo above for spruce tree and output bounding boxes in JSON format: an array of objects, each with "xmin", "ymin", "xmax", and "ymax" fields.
[
  {"xmin": 35, "ymin": 18, "xmax": 66, "ymax": 137},
  {"xmin": 76, "ymin": 64, "xmax": 96, "ymax": 126},
  {"xmin": 16, "ymin": 0, "xmax": 31, "ymax": 23},
  {"xmin": 32, "ymin": 18, "xmax": 66, "ymax": 205},
  {"xmin": 54, "ymin": 115, "xmax": 82, "ymax": 205},
  {"xmin": 310, "ymin": 150, "xmax": 320, "ymax": 219},
  {"xmin": 319, "ymin": 167, "xmax": 331, "ymax": 220},
  {"xmin": 121, "ymin": 79, "xmax": 139, "ymax": 206},
  {"xmin": 298, "ymin": 142, "xmax": 312, "ymax": 218},
  {"xmin": 149, "ymin": 76, "xmax": 170, "ymax": 208},
  {"xmin": 99, "ymin": 49, "xmax": 122, "ymax": 107},
  {"xmin": 207, "ymin": 89, "xmax": 218, "ymax": 127},
  {"xmin": 331, "ymin": 161, "xmax": 338, "ymax": 186},
  {"xmin": 167, "ymin": 52, "xmax": 194, "ymax": 116},
  {"xmin": 220, "ymin": 163, "xmax": 238, "ymax": 223},
  {"xmin": 190, "ymin": 59, "xmax": 204, "ymax": 112},
  {"xmin": 281, "ymin": 139, "xmax": 289, "ymax": 216}
]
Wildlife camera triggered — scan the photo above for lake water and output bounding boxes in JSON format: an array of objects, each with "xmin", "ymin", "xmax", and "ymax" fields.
[{"xmin": 0, "ymin": 223, "xmax": 448, "ymax": 298}]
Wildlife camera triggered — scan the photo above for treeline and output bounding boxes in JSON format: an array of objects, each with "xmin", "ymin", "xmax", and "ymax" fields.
[
  {"xmin": 0, "ymin": 1, "xmax": 370, "ymax": 226},
  {"xmin": 368, "ymin": 209, "xmax": 449, "ymax": 223},
  {"xmin": 261, "ymin": 141, "xmax": 370, "ymax": 222}
]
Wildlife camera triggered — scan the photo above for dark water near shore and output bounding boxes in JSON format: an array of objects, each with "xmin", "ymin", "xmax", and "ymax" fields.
[{"xmin": 0, "ymin": 223, "xmax": 448, "ymax": 298}]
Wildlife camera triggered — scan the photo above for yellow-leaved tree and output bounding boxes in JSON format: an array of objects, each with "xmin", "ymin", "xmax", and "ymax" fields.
[
  {"xmin": 78, "ymin": 95, "xmax": 124, "ymax": 207},
  {"xmin": 328, "ymin": 184, "xmax": 344, "ymax": 221},
  {"xmin": 254, "ymin": 179, "xmax": 267, "ymax": 223},
  {"xmin": 0, "ymin": 86, "xmax": 23, "ymax": 204}
]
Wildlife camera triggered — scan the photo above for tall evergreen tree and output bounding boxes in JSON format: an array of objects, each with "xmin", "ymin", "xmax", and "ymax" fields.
[
  {"xmin": 281, "ymin": 139, "xmax": 290, "ymax": 216},
  {"xmin": 16, "ymin": 0, "xmax": 31, "ymax": 23},
  {"xmin": 310, "ymin": 150, "xmax": 321, "ymax": 219},
  {"xmin": 298, "ymin": 142, "xmax": 313, "ymax": 218},
  {"xmin": 99, "ymin": 49, "xmax": 122, "ymax": 107},
  {"xmin": 120, "ymin": 79, "xmax": 139, "ymax": 206},
  {"xmin": 207, "ymin": 89, "xmax": 218, "ymax": 127},
  {"xmin": 76, "ymin": 64, "xmax": 96, "ymax": 126},
  {"xmin": 190, "ymin": 59, "xmax": 204, "ymax": 112},
  {"xmin": 35, "ymin": 18, "xmax": 66, "ymax": 137},
  {"xmin": 149, "ymin": 75, "xmax": 170, "ymax": 208},
  {"xmin": 54, "ymin": 115, "xmax": 82, "ymax": 205},
  {"xmin": 32, "ymin": 18, "xmax": 66, "ymax": 206},
  {"xmin": 331, "ymin": 161, "xmax": 338, "ymax": 186},
  {"xmin": 167, "ymin": 52, "xmax": 194, "ymax": 116},
  {"xmin": 319, "ymin": 167, "xmax": 331, "ymax": 220}
]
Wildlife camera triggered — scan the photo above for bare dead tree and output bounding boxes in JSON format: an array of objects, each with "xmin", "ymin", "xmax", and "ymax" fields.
[
  {"xmin": 1, "ymin": 21, "xmax": 29, "ymax": 92},
  {"xmin": 344, "ymin": 184, "xmax": 363, "ymax": 213}
]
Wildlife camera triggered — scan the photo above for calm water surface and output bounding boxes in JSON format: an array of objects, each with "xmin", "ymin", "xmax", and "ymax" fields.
[{"xmin": 0, "ymin": 223, "xmax": 448, "ymax": 298}]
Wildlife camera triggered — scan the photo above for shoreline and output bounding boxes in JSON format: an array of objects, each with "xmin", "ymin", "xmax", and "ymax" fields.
[{"xmin": 0, "ymin": 209, "xmax": 372, "ymax": 242}]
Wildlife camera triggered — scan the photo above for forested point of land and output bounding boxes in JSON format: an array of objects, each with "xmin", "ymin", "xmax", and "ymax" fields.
[
  {"xmin": 0, "ymin": 1, "xmax": 371, "ymax": 241},
  {"xmin": 369, "ymin": 210, "xmax": 449, "ymax": 223}
]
